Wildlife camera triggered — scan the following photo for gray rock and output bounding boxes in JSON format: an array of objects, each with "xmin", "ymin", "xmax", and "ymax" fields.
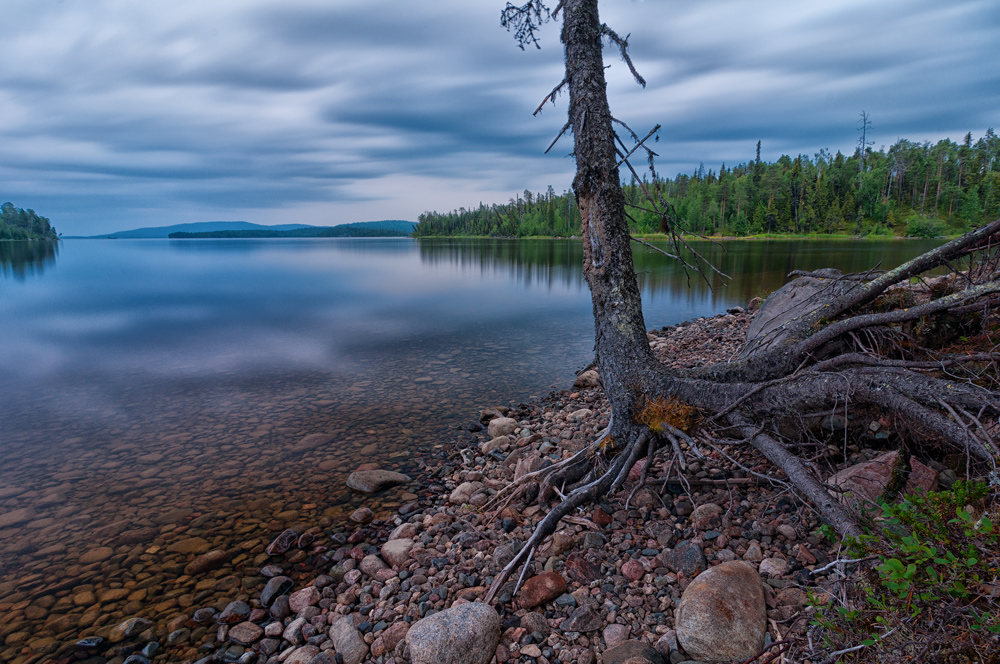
[
  {"xmin": 665, "ymin": 540, "xmax": 707, "ymax": 577},
  {"xmin": 346, "ymin": 469, "xmax": 411, "ymax": 493},
  {"xmin": 740, "ymin": 272, "xmax": 854, "ymax": 359},
  {"xmin": 328, "ymin": 616, "xmax": 369, "ymax": 664},
  {"xmin": 406, "ymin": 601, "xmax": 501, "ymax": 664},
  {"xmin": 359, "ymin": 554, "xmax": 387, "ymax": 577},
  {"xmin": 563, "ymin": 604, "xmax": 602, "ymax": 632},
  {"xmin": 381, "ymin": 538, "xmax": 415, "ymax": 567},
  {"xmin": 573, "ymin": 369, "xmax": 600, "ymax": 388},
  {"xmin": 603, "ymin": 639, "xmax": 665, "ymax": 664},
  {"xmin": 283, "ymin": 645, "xmax": 320, "ymax": 664},
  {"xmin": 676, "ymin": 561, "xmax": 767, "ymax": 663},
  {"xmin": 487, "ymin": 417, "xmax": 517, "ymax": 438}
]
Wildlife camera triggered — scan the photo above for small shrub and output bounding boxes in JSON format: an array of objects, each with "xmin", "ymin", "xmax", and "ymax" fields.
[
  {"xmin": 905, "ymin": 214, "xmax": 949, "ymax": 238},
  {"xmin": 811, "ymin": 481, "xmax": 1000, "ymax": 662}
]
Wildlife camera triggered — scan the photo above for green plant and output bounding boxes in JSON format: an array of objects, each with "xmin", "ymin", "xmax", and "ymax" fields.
[
  {"xmin": 810, "ymin": 481, "xmax": 1000, "ymax": 662},
  {"xmin": 904, "ymin": 214, "xmax": 949, "ymax": 238}
]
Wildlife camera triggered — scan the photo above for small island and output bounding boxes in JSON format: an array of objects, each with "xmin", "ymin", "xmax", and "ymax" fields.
[
  {"xmin": 169, "ymin": 220, "xmax": 414, "ymax": 239},
  {"xmin": 0, "ymin": 202, "xmax": 58, "ymax": 240}
]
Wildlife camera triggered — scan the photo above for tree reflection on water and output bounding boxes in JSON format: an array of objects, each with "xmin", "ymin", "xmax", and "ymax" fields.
[{"xmin": 0, "ymin": 240, "xmax": 59, "ymax": 279}]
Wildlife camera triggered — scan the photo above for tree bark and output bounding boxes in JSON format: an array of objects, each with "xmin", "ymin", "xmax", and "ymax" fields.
[{"xmin": 563, "ymin": 0, "xmax": 661, "ymax": 432}]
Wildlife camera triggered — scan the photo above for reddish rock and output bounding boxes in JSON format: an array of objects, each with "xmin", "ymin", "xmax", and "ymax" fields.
[
  {"xmin": 622, "ymin": 559, "xmax": 645, "ymax": 581},
  {"xmin": 288, "ymin": 586, "xmax": 320, "ymax": 613},
  {"xmin": 227, "ymin": 621, "xmax": 263, "ymax": 645},
  {"xmin": 565, "ymin": 553, "xmax": 602, "ymax": 584},
  {"xmin": 349, "ymin": 507, "xmax": 374, "ymax": 524},
  {"xmin": 487, "ymin": 417, "xmax": 517, "ymax": 438},
  {"xmin": 828, "ymin": 451, "xmax": 937, "ymax": 504},
  {"xmin": 371, "ymin": 621, "xmax": 410, "ymax": 657},
  {"xmin": 266, "ymin": 529, "xmax": 298, "ymax": 555},
  {"xmin": 592, "ymin": 507, "xmax": 613, "ymax": 528},
  {"xmin": 216, "ymin": 600, "xmax": 251, "ymax": 624},
  {"xmin": 518, "ymin": 572, "xmax": 567, "ymax": 609}
]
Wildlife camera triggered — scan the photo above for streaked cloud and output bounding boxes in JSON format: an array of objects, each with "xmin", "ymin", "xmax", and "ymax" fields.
[{"xmin": 0, "ymin": 0, "xmax": 995, "ymax": 234}]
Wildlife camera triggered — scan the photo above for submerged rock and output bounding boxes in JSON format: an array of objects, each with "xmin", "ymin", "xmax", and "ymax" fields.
[{"xmin": 346, "ymin": 469, "xmax": 411, "ymax": 493}]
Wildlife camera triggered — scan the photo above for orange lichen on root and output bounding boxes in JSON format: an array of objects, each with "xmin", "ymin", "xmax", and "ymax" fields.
[{"xmin": 635, "ymin": 396, "xmax": 698, "ymax": 433}]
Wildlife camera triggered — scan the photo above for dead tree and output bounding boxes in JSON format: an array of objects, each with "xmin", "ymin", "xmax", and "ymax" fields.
[{"xmin": 486, "ymin": 0, "xmax": 1000, "ymax": 603}]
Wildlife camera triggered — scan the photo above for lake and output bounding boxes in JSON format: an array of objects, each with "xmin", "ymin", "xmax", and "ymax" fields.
[{"xmin": 0, "ymin": 236, "xmax": 939, "ymax": 658}]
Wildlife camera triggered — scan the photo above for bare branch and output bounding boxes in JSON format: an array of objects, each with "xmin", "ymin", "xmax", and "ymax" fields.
[
  {"xmin": 534, "ymin": 78, "xmax": 568, "ymax": 115},
  {"xmin": 600, "ymin": 24, "xmax": 645, "ymax": 87},
  {"xmin": 501, "ymin": 1, "xmax": 553, "ymax": 50}
]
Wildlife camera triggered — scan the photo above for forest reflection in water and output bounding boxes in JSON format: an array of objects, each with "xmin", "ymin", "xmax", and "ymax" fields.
[
  {"xmin": 0, "ymin": 241, "xmax": 59, "ymax": 279},
  {"xmin": 416, "ymin": 237, "xmax": 943, "ymax": 305}
]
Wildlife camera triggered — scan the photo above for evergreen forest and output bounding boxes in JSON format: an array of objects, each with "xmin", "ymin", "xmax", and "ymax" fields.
[
  {"xmin": 0, "ymin": 202, "xmax": 58, "ymax": 240},
  {"xmin": 413, "ymin": 131, "xmax": 1000, "ymax": 239}
]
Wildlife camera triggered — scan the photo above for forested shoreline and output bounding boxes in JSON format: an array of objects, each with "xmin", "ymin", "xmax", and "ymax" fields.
[
  {"xmin": 0, "ymin": 202, "xmax": 57, "ymax": 240},
  {"xmin": 414, "ymin": 131, "xmax": 1000, "ymax": 238}
]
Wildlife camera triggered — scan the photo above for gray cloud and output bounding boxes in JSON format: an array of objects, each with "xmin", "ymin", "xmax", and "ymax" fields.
[{"xmin": 0, "ymin": 0, "xmax": 996, "ymax": 234}]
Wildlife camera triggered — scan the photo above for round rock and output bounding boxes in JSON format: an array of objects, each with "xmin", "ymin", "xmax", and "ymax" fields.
[
  {"xmin": 406, "ymin": 601, "xmax": 501, "ymax": 664},
  {"xmin": 346, "ymin": 469, "xmax": 411, "ymax": 493},
  {"xmin": 675, "ymin": 561, "xmax": 767, "ymax": 663}
]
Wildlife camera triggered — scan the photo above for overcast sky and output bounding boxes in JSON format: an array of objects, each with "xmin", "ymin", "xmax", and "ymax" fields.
[{"xmin": 2, "ymin": 0, "xmax": 997, "ymax": 235}]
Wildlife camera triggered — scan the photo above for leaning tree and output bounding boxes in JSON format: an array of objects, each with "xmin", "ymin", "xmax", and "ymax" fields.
[{"xmin": 485, "ymin": 0, "xmax": 999, "ymax": 602}]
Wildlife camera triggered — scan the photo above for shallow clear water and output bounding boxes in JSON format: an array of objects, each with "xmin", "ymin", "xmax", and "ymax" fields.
[{"xmin": 0, "ymin": 236, "xmax": 940, "ymax": 655}]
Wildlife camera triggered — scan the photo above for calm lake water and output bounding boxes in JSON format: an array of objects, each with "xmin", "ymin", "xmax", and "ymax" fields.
[{"xmin": 0, "ymin": 236, "xmax": 939, "ymax": 658}]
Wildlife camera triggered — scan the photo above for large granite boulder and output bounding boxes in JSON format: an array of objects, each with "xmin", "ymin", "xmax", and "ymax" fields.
[
  {"xmin": 405, "ymin": 602, "xmax": 500, "ymax": 664},
  {"xmin": 675, "ymin": 561, "xmax": 767, "ymax": 662}
]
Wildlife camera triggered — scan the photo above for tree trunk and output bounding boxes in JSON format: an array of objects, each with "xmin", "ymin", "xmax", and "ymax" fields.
[
  {"xmin": 489, "ymin": 4, "xmax": 1000, "ymax": 604},
  {"xmin": 563, "ymin": 0, "xmax": 661, "ymax": 429}
]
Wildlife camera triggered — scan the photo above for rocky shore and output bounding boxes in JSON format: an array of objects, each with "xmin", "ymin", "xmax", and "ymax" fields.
[{"xmin": 9, "ymin": 307, "xmax": 951, "ymax": 664}]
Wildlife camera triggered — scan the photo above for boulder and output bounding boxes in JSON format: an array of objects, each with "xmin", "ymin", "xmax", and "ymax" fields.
[
  {"xmin": 406, "ymin": 602, "xmax": 501, "ymax": 664},
  {"xmin": 346, "ymin": 469, "xmax": 411, "ymax": 493},
  {"xmin": 487, "ymin": 417, "xmax": 518, "ymax": 438},
  {"xmin": 740, "ymin": 272, "xmax": 855, "ymax": 359},
  {"xmin": 328, "ymin": 616, "xmax": 368, "ymax": 664},
  {"xmin": 828, "ymin": 451, "xmax": 937, "ymax": 503},
  {"xmin": 675, "ymin": 561, "xmax": 767, "ymax": 663}
]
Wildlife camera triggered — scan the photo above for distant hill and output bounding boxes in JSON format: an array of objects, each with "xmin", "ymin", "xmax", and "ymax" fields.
[
  {"xmin": 68, "ymin": 221, "xmax": 314, "ymax": 239},
  {"xmin": 70, "ymin": 219, "xmax": 416, "ymax": 239},
  {"xmin": 170, "ymin": 226, "xmax": 411, "ymax": 239}
]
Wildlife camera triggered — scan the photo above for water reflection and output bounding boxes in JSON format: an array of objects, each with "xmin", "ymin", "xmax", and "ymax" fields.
[
  {"xmin": 416, "ymin": 237, "xmax": 943, "ymax": 306},
  {"xmin": 0, "ymin": 240, "xmax": 59, "ymax": 279}
]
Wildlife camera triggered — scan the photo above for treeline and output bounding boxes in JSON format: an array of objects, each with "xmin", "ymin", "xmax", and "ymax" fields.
[
  {"xmin": 1, "ymin": 202, "xmax": 57, "ymax": 240},
  {"xmin": 414, "ymin": 130, "xmax": 1000, "ymax": 238},
  {"xmin": 169, "ymin": 226, "xmax": 410, "ymax": 239}
]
